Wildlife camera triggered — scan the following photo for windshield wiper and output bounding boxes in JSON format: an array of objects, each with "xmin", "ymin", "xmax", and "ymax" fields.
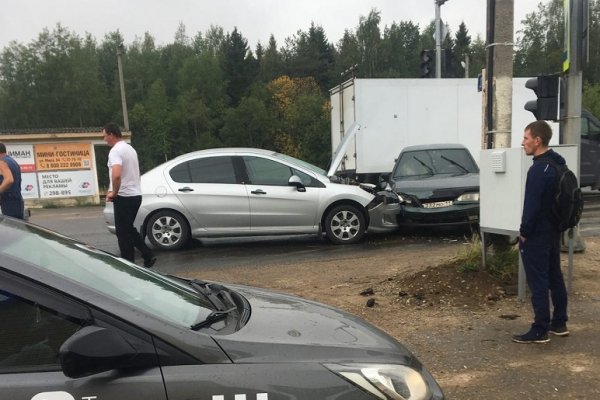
[
  {"xmin": 440, "ymin": 155, "xmax": 469, "ymax": 173},
  {"xmin": 190, "ymin": 279, "xmax": 232, "ymax": 311},
  {"xmin": 412, "ymin": 156, "xmax": 434, "ymax": 175},
  {"xmin": 191, "ymin": 307, "xmax": 237, "ymax": 330}
]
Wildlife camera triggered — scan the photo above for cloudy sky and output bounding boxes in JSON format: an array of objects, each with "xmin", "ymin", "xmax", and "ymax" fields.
[{"xmin": 1, "ymin": 0, "xmax": 543, "ymax": 50}]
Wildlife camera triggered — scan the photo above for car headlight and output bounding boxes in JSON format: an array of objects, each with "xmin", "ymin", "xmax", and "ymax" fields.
[
  {"xmin": 456, "ymin": 192, "xmax": 479, "ymax": 203},
  {"xmin": 325, "ymin": 363, "xmax": 432, "ymax": 400},
  {"xmin": 395, "ymin": 193, "xmax": 412, "ymax": 205}
]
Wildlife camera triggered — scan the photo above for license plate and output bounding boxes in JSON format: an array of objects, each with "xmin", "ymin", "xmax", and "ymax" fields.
[{"xmin": 422, "ymin": 200, "xmax": 453, "ymax": 209}]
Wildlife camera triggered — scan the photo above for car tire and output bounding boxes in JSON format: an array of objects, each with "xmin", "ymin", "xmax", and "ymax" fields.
[
  {"xmin": 146, "ymin": 210, "xmax": 190, "ymax": 251},
  {"xmin": 324, "ymin": 204, "xmax": 366, "ymax": 245}
]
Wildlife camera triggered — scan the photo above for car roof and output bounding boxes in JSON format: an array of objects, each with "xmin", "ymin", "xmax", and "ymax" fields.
[
  {"xmin": 400, "ymin": 143, "xmax": 470, "ymax": 152},
  {"xmin": 170, "ymin": 147, "xmax": 277, "ymax": 162}
]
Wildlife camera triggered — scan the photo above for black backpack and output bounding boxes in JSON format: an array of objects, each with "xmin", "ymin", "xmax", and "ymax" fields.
[{"xmin": 546, "ymin": 159, "xmax": 584, "ymax": 232}]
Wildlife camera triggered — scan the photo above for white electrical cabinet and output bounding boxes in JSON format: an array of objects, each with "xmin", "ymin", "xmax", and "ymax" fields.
[
  {"xmin": 480, "ymin": 145, "xmax": 579, "ymax": 235},
  {"xmin": 480, "ymin": 145, "xmax": 579, "ymax": 299}
]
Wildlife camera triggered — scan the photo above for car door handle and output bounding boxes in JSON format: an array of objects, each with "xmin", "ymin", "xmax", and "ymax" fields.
[
  {"xmin": 251, "ymin": 189, "xmax": 267, "ymax": 195},
  {"xmin": 178, "ymin": 187, "xmax": 194, "ymax": 192}
]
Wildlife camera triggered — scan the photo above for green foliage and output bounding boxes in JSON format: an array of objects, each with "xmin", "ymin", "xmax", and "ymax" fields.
[
  {"xmin": 258, "ymin": 35, "xmax": 285, "ymax": 82},
  {"xmin": 454, "ymin": 235, "xmax": 519, "ymax": 280},
  {"xmin": 221, "ymin": 96, "xmax": 273, "ymax": 148},
  {"xmin": 220, "ymin": 28, "xmax": 258, "ymax": 106},
  {"xmin": 2, "ymin": 0, "xmax": 587, "ymax": 174},
  {"xmin": 583, "ymin": 83, "xmax": 600, "ymax": 117},
  {"xmin": 0, "ymin": 24, "xmax": 110, "ymax": 128},
  {"xmin": 514, "ymin": 0, "xmax": 563, "ymax": 76},
  {"xmin": 585, "ymin": 0, "xmax": 600, "ymax": 83},
  {"xmin": 380, "ymin": 21, "xmax": 421, "ymax": 78},
  {"xmin": 468, "ymin": 36, "xmax": 486, "ymax": 79}
]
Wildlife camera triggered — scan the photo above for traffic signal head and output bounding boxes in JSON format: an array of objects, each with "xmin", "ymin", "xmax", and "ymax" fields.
[
  {"xmin": 524, "ymin": 74, "xmax": 560, "ymax": 121},
  {"xmin": 420, "ymin": 50, "xmax": 434, "ymax": 78}
]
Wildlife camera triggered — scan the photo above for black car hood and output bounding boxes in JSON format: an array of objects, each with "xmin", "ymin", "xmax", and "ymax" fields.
[
  {"xmin": 212, "ymin": 285, "xmax": 414, "ymax": 365},
  {"xmin": 391, "ymin": 173, "xmax": 479, "ymax": 199}
]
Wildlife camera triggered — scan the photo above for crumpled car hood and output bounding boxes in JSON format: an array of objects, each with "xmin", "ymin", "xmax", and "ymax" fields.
[
  {"xmin": 213, "ymin": 285, "xmax": 414, "ymax": 365},
  {"xmin": 391, "ymin": 173, "xmax": 479, "ymax": 199}
]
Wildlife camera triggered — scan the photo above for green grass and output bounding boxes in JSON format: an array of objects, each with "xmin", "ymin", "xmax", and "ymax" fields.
[{"xmin": 454, "ymin": 234, "xmax": 519, "ymax": 280}]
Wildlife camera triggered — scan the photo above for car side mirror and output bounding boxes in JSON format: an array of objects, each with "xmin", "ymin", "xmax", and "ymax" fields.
[
  {"xmin": 288, "ymin": 175, "xmax": 306, "ymax": 192},
  {"xmin": 59, "ymin": 326, "xmax": 154, "ymax": 379}
]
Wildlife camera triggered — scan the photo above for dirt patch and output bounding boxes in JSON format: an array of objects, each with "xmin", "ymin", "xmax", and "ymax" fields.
[
  {"xmin": 375, "ymin": 261, "xmax": 514, "ymax": 310},
  {"xmin": 184, "ymin": 236, "xmax": 600, "ymax": 399}
]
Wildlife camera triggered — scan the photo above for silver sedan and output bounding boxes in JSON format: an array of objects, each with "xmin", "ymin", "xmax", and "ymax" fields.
[{"xmin": 104, "ymin": 148, "xmax": 400, "ymax": 250}]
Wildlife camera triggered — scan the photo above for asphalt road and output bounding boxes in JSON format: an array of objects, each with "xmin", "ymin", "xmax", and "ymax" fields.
[
  {"xmin": 28, "ymin": 190, "xmax": 600, "ymax": 274},
  {"xmin": 28, "ymin": 205, "xmax": 465, "ymax": 274}
]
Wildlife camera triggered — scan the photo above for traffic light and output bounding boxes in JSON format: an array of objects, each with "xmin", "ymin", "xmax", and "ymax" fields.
[
  {"xmin": 420, "ymin": 49, "xmax": 434, "ymax": 78},
  {"xmin": 524, "ymin": 74, "xmax": 560, "ymax": 121}
]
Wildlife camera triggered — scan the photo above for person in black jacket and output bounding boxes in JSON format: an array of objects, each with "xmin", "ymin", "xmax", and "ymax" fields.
[
  {"xmin": 512, "ymin": 120, "xmax": 569, "ymax": 344},
  {"xmin": 0, "ymin": 143, "xmax": 25, "ymax": 219}
]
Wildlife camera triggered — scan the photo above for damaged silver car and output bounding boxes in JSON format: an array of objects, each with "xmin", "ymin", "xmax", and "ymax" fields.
[{"xmin": 104, "ymin": 148, "xmax": 400, "ymax": 249}]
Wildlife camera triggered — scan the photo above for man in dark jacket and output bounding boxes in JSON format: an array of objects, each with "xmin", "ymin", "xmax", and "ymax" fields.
[
  {"xmin": 0, "ymin": 143, "xmax": 25, "ymax": 219},
  {"xmin": 513, "ymin": 121, "xmax": 569, "ymax": 344}
]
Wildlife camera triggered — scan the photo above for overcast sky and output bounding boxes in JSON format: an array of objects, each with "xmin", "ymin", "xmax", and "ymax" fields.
[{"xmin": 1, "ymin": 0, "xmax": 543, "ymax": 51}]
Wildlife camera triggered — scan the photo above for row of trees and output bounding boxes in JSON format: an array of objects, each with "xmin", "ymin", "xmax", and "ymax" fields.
[{"xmin": 1, "ymin": 0, "xmax": 600, "ymax": 175}]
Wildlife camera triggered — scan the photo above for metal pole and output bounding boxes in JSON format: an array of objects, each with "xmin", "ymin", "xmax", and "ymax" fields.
[
  {"xmin": 435, "ymin": 1, "xmax": 443, "ymax": 78},
  {"xmin": 117, "ymin": 45, "xmax": 130, "ymax": 131},
  {"xmin": 563, "ymin": 0, "xmax": 583, "ymax": 147},
  {"xmin": 561, "ymin": 0, "xmax": 587, "ymax": 254}
]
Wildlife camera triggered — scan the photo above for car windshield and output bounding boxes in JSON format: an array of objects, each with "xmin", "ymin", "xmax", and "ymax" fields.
[
  {"xmin": 392, "ymin": 148, "xmax": 479, "ymax": 179},
  {"xmin": 273, "ymin": 152, "xmax": 326, "ymax": 176},
  {"xmin": 0, "ymin": 218, "xmax": 213, "ymax": 328}
]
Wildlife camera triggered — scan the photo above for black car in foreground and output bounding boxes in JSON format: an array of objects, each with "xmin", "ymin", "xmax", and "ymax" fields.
[
  {"xmin": 390, "ymin": 144, "xmax": 480, "ymax": 228},
  {"xmin": 0, "ymin": 216, "xmax": 444, "ymax": 400}
]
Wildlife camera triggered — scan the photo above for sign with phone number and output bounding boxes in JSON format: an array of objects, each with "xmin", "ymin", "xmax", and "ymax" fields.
[{"xmin": 35, "ymin": 143, "xmax": 93, "ymax": 171}]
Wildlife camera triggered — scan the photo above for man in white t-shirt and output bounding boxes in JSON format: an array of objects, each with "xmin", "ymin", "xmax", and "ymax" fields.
[{"xmin": 103, "ymin": 123, "xmax": 156, "ymax": 268}]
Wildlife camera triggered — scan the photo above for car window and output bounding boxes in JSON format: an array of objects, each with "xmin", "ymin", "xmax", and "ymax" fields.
[
  {"xmin": 170, "ymin": 156, "xmax": 236, "ymax": 184},
  {"xmin": 244, "ymin": 156, "xmax": 293, "ymax": 186},
  {"xmin": 291, "ymin": 168, "xmax": 319, "ymax": 186},
  {"xmin": 393, "ymin": 149, "xmax": 478, "ymax": 179},
  {"xmin": 393, "ymin": 152, "xmax": 435, "ymax": 177},
  {"xmin": 244, "ymin": 156, "xmax": 320, "ymax": 187},
  {"xmin": 586, "ymin": 116, "xmax": 600, "ymax": 140},
  {"xmin": 0, "ymin": 221, "xmax": 214, "ymax": 328},
  {"xmin": 0, "ymin": 290, "xmax": 84, "ymax": 373},
  {"xmin": 581, "ymin": 117, "xmax": 590, "ymax": 138}
]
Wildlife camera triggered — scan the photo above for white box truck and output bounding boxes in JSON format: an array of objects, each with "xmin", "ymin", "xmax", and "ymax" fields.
[{"xmin": 329, "ymin": 78, "xmax": 600, "ymax": 188}]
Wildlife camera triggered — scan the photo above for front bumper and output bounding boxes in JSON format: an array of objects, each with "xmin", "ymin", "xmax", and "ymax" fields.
[
  {"xmin": 366, "ymin": 192, "xmax": 401, "ymax": 233},
  {"xmin": 397, "ymin": 203, "xmax": 479, "ymax": 227}
]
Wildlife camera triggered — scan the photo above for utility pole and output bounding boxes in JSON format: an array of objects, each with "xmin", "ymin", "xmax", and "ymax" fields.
[
  {"xmin": 435, "ymin": 0, "xmax": 448, "ymax": 79},
  {"xmin": 116, "ymin": 44, "xmax": 129, "ymax": 131},
  {"xmin": 562, "ymin": 0, "xmax": 585, "ymax": 148},
  {"xmin": 561, "ymin": 0, "xmax": 588, "ymax": 254},
  {"xmin": 482, "ymin": 0, "xmax": 514, "ymax": 259},
  {"xmin": 485, "ymin": 0, "xmax": 514, "ymax": 149}
]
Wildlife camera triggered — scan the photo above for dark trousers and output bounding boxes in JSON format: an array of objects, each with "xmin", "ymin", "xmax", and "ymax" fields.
[
  {"xmin": 113, "ymin": 195, "xmax": 153, "ymax": 263},
  {"xmin": 519, "ymin": 235, "xmax": 568, "ymax": 332},
  {"xmin": 1, "ymin": 195, "xmax": 24, "ymax": 219}
]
